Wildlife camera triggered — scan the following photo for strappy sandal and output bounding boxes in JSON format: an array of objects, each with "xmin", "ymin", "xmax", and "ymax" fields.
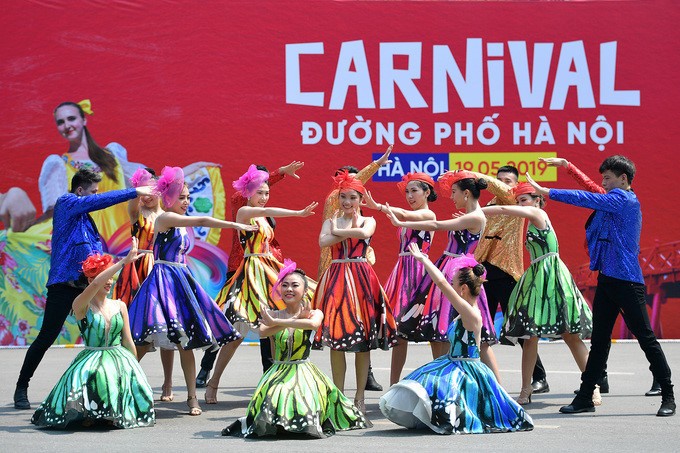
[
  {"xmin": 187, "ymin": 395, "xmax": 202, "ymax": 416},
  {"xmin": 353, "ymin": 398, "xmax": 366, "ymax": 414},
  {"xmin": 160, "ymin": 384, "xmax": 174, "ymax": 402},
  {"xmin": 204, "ymin": 381, "xmax": 218, "ymax": 405},
  {"xmin": 516, "ymin": 385, "xmax": 533, "ymax": 405}
]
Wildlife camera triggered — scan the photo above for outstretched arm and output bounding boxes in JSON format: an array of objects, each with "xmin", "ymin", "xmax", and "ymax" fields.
[
  {"xmin": 384, "ymin": 203, "xmax": 476, "ymax": 231},
  {"xmin": 540, "ymin": 157, "xmax": 604, "ymax": 194},
  {"xmin": 155, "ymin": 211, "xmax": 258, "ymax": 233},
  {"xmin": 235, "ymin": 202, "xmax": 318, "ymax": 223},
  {"xmin": 482, "ymin": 205, "xmax": 546, "ymax": 229},
  {"xmin": 356, "ymin": 145, "xmax": 393, "ymax": 184}
]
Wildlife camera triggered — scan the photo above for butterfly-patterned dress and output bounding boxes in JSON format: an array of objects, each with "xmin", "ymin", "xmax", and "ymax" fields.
[
  {"xmin": 113, "ymin": 214, "xmax": 155, "ymax": 304},
  {"xmin": 398, "ymin": 229, "xmax": 498, "ymax": 345},
  {"xmin": 501, "ymin": 222, "xmax": 592, "ymax": 344},
  {"xmin": 312, "ymin": 234, "xmax": 397, "ymax": 351},
  {"xmin": 383, "ymin": 227, "xmax": 432, "ymax": 321},
  {"xmin": 128, "ymin": 226, "xmax": 241, "ymax": 350},
  {"xmin": 217, "ymin": 217, "xmax": 316, "ymax": 329},
  {"xmin": 223, "ymin": 326, "xmax": 369, "ymax": 438},
  {"xmin": 380, "ymin": 317, "xmax": 533, "ymax": 434},
  {"xmin": 31, "ymin": 306, "xmax": 155, "ymax": 428}
]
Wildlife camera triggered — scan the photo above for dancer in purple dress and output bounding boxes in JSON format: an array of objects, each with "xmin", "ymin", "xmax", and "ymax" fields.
[
  {"xmin": 361, "ymin": 172, "xmax": 437, "ymax": 385},
  {"xmin": 128, "ymin": 167, "xmax": 256, "ymax": 416},
  {"xmin": 384, "ymin": 170, "xmax": 501, "ymax": 381}
]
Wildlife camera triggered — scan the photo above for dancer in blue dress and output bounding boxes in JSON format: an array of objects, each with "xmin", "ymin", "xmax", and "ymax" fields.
[
  {"xmin": 380, "ymin": 242, "xmax": 533, "ymax": 434},
  {"xmin": 128, "ymin": 167, "xmax": 256, "ymax": 416}
]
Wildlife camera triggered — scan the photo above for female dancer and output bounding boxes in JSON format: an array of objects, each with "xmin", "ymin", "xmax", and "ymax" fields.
[
  {"xmin": 384, "ymin": 170, "xmax": 501, "ymax": 381},
  {"xmin": 312, "ymin": 171, "xmax": 398, "ymax": 413},
  {"xmin": 380, "ymin": 243, "xmax": 533, "ymax": 434},
  {"xmin": 223, "ymin": 260, "xmax": 369, "ymax": 438},
  {"xmin": 483, "ymin": 182, "xmax": 594, "ymax": 405},
  {"xmin": 206, "ymin": 165, "xmax": 317, "ymax": 404},
  {"xmin": 361, "ymin": 172, "xmax": 437, "ymax": 385},
  {"xmin": 128, "ymin": 167, "xmax": 256, "ymax": 416},
  {"xmin": 112, "ymin": 167, "xmax": 175, "ymax": 402},
  {"xmin": 32, "ymin": 239, "xmax": 155, "ymax": 428}
]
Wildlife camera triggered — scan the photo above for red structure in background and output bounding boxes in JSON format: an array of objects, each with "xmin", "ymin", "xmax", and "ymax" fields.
[{"xmin": 574, "ymin": 241, "xmax": 680, "ymax": 339}]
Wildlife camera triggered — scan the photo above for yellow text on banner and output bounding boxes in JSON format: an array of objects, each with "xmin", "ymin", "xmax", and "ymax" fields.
[{"xmin": 449, "ymin": 152, "xmax": 557, "ymax": 181}]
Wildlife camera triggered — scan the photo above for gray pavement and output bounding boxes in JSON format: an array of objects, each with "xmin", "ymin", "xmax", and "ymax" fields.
[{"xmin": 2, "ymin": 341, "xmax": 679, "ymax": 451}]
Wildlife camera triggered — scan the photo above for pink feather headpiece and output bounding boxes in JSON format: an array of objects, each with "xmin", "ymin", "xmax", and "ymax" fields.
[
  {"xmin": 155, "ymin": 166, "xmax": 185, "ymax": 208},
  {"xmin": 271, "ymin": 259, "xmax": 299, "ymax": 300},
  {"xmin": 449, "ymin": 254, "xmax": 487, "ymax": 280},
  {"xmin": 130, "ymin": 167, "xmax": 155, "ymax": 188},
  {"xmin": 232, "ymin": 165, "xmax": 269, "ymax": 198}
]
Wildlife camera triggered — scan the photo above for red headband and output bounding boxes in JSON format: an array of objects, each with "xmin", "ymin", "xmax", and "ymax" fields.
[
  {"xmin": 82, "ymin": 254, "xmax": 113, "ymax": 278},
  {"xmin": 513, "ymin": 182, "xmax": 538, "ymax": 199},
  {"xmin": 437, "ymin": 170, "xmax": 477, "ymax": 198},
  {"xmin": 396, "ymin": 172, "xmax": 435, "ymax": 193},
  {"xmin": 332, "ymin": 170, "xmax": 366, "ymax": 195}
]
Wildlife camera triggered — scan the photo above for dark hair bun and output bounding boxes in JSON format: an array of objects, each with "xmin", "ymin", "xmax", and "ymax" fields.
[
  {"xmin": 475, "ymin": 178, "xmax": 488, "ymax": 191},
  {"xmin": 472, "ymin": 263, "xmax": 486, "ymax": 277}
]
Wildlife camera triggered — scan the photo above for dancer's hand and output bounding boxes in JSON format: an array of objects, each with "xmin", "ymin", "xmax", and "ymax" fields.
[
  {"xmin": 383, "ymin": 203, "xmax": 403, "ymax": 227},
  {"xmin": 279, "ymin": 161, "xmax": 304, "ymax": 179},
  {"xmin": 298, "ymin": 201, "xmax": 318, "ymax": 217},
  {"xmin": 525, "ymin": 173, "xmax": 549, "ymax": 196},
  {"xmin": 539, "ymin": 157, "xmax": 569, "ymax": 168},
  {"xmin": 259, "ymin": 303, "xmax": 277, "ymax": 326},
  {"xmin": 375, "ymin": 145, "xmax": 393, "ymax": 167},
  {"xmin": 122, "ymin": 237, "xmax": 142, "ymax": 264},
  {"xmin": 361, "ymin": 190, "xmax": 380, "ymax": 211},
  {"xmin": 407, "ymin": 242, "xmax": 427, "ymax": 263}
]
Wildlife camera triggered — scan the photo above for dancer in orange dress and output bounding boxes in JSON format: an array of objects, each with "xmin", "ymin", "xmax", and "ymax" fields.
[{"xmin": 312, "ymin": 171, "xmax": 398, "ymax": 413}]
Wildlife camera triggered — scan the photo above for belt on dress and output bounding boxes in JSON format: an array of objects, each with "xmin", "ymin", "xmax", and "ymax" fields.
[
  {"xmin": 154, "ymin": 259, "xmax": 187, "ymax": 268},
  {"xmin": 138, "ymin": 249, "xmax": 153, "ymax": 254},
  {"xmin": 331, "ymin": 257, "xmax": 367, "ymax": 263},
  {"xmin": 442, "ymin": 251, "xmax": 463, "ymax": 258},
  {"xmin": 84, "ymin": 345, "xmax": 122, "ymax": 351},
  {"xmin": 531, "ymin": 251, "xmax": 559, "ymax": 265},
  {"xmin": 448, "ymin": 356, "xmax": 480, "ymax": 362},
  {"xmin": 273, "ymin": 359, "xmax": 309, "ymax": 365},
  {"xmin": 244, "ymin": 252, "xmax": 273, "ymax": 258}
]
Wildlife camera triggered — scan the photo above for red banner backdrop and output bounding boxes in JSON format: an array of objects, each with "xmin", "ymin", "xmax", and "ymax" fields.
[{"xmin": 1, "ymin": 0, "xmax": 679, "ymax": 344}]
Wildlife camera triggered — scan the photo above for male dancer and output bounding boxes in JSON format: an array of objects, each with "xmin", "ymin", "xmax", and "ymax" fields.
[
  {"xmin": 528, "ymin": 155, "xmax": 675, "ymax": 416},
  {"xmin": 317, "ymin": 145, "xmax": 392, "ymax": 391},
  {"xmin": 196, "ymin": 161, "xmax": 303, "ymax": 387},
  {"xmin": 14, "ymin": 169, "xmax": 152, "ymax": 409},
  {"xmin": 472, "ymin": 166, "xmax": 550, "ymax": 393}
]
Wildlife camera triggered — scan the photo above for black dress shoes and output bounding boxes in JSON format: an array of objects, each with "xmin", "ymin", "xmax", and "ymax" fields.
[
  {"xmin": 559, "ymin": 397, "xmax": 595, "ymax": 414},
  {"xmin": 657, "ymin": 397, "xmax": 676, "ymax": 417},
  {"xmin": 646, "ymin": 379, "xmax": 662, "ymax": 397},
  {"xmin": 365, "ymin": 370, "xmax": 383, "ymax": 392},
  {"xmin": 531, "ymin": 378, "xmax": 550, "ymax": 394},
  {"xmin": 14, "ymin": 386, "xmax": 30, "ymax": 410},
  {"xmin": 195, "ymin": 368, "xmax": 210, "ymax": 388}
]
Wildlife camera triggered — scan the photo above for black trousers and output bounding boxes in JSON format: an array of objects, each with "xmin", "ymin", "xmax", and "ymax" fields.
[
  {"xmin": 483, "ymin": 262, "xmax": 547, "ymax": 382},
  {"xmin": 578, "ymin": 273, "xmax": 673, "ymax": 397},
  {"xmin": 199, "ymin": 271, "xmax": 273, "ymax": 374},
  {"xmin": 17, "ymin": 284, "xmax": 84, "ymax": 388}
]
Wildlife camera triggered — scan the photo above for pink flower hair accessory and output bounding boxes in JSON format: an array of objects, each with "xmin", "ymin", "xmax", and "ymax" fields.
[
  {"xmin": 130, "ymin": 167, "xmax": 155, "ymax": 188},
  {"xmin": 155, "ymin": 166, "xmax": 185, "ymax": 208},
  {"xmin": 271, "ymin": 259, "xmax": 298, "ymax": 300},
  {"xmin": 233, "ymin": 164, "xmax": 269, "ymax": 198}
]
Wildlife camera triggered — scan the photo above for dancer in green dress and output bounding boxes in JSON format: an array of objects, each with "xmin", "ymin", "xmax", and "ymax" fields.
[
  {"xmin": 482, "ymin": 183, "xmax": 594, "ymax": 407},
  {"xmin": 31, "ymin": 238, "xmax": 154, "ymax": 429},
  {"xmin": 223, "ymin": 260, "xmax": 369, "ymax": 438}
]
